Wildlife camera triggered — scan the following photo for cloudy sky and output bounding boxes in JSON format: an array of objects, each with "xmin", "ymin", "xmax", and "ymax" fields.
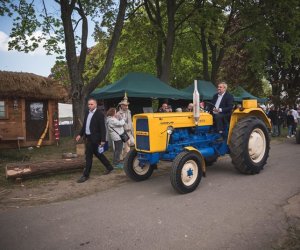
[
  {"xmin": 0, "ymin": 8, "xmax": 96, "ymax": 78},
  {"xmin": 0, "ymin": 15, "xmax": 57, "ymax": 77}
]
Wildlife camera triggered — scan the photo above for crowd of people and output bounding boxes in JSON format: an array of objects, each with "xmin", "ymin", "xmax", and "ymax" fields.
[
  {"xmin": 158, "ymin": 101, "xmax": 204, "ymax": 113},
  {"xmin": 266, "ymin": 105, "xmax": 299, "ymax": 138},
  {"xmin": 75, "ymin": 95, "xmax": 134, "ymax": 183}
]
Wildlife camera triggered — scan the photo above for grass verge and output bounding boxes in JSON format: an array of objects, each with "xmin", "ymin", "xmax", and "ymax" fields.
[{"xmin": 0, "ymin": 137, "xmax": 114, "ymax": 189}]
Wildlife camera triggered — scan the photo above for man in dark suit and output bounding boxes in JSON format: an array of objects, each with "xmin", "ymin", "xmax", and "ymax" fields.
[
  {"xmin": 211, "ymin": 82, "xmax": 234, "ymax": 134},
  {"xmin": 76, "ymin": 98, "xmax": 113, "ymax": 183}
]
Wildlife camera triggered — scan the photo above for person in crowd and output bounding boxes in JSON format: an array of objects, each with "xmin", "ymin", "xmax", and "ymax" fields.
[
  {"xmin": 158, "ymin": 103, "xmax": 168, "ymax": 112},
  {"xmin": 290, "ymin": 106, "xmax": 299, "ymax": 135},
  {"xmin": 277, "ymin": 107, "xmax": 284, "ymax": 136},
  {"xmin": 186, "ymin": 103, "xmax": 193, "ymax": 112},
  {"xmin": 175, "ymin": 107, "xmax": 182, "ymax": 112},
  {"xmin": 200, "ymin": 101, "xmax": 205, "ymax": 110},
  {"xmin": 75, "ymin": 98, "xmax": 114, "ymax": 183},
  {"xmin": 286, "ymin": 110, "xmax": 295, "ymax": 138},
  {"xmin": 281, "ymin": 106, "xmax": 288, "ymax": 128},
  {"xmin": 211, "ymin": 81, "xmax": 234, "ymax": 135},
  {"xmin": 259, "ymin": 103, "xmax": 267, "ymax": 113},
  {"xmin": 106, "ymin": 108, "xmax": 125, "ymax": 169},
  {"xmin": 117, "ymin": 94, "xmax": 134, "ymax": 160},
  {"xmin": 268, "ymin": 105, "xmax": 279, "ymax": 136},
  {"xmin": 167, "ymin": 105, "xmax": 173, "ymax": 112}
]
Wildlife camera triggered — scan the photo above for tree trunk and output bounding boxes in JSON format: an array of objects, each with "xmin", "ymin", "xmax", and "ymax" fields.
[
  {"xmin": 160, "ymin": 0, "xmax": 176, "ymax": 84},
  {"xmin": 6, "ymin": 158, "xmax": 85, "ymax": 179},
  {"xmin": 200, "ymin": 27, "xmax": 210, "ymax": 81},
  {"xmin": 60, "ymin": 1, "xmax": 85, "ymax": 133},
  {"xmin": 144, "ymin": 0, "xmax": 177, "ymax": 84},
  {"xmin": 156, "ymin": 34, "xmax": 163, "ymax": 79},
  {"xmin": 212, "ymin": 47, "xmax": 225, "ymax": 83},
  {"xmin": 84, "ymin": 0, "xmax": 127, "ymax": 95},
  {"xmin": 59, "ymin": 0, "xmax": 127, "ymax": 133},
  {"xmin": 73, "ymin": 97, "xmax": 86, "ymax": 135}
]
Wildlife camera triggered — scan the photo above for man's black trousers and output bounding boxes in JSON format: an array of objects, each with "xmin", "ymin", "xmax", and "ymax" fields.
[{"xmin": 83, "ymin": 137, "xmax": 113, "ymax": 177}]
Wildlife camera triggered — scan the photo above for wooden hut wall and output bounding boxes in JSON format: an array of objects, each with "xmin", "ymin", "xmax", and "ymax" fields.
[
  {"xmin": 0, "ymin": 98, "xmax": 58, "ymax": 149},
  {"xmin": 0, "ymin": 98, "xmax": 25, "ymax": 146}
]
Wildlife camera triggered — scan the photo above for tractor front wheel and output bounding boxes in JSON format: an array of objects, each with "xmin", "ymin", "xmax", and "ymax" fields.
[
  {"xmin": 123, "ymin": 149, "xmax": 155, "ymax": 181},
  {"xmin": 170, "ymin": 151, "xmax": 202, "ymax": 194},
  {"xmin": 229, "ymin": 116, "xmax": 270, "ymax": 174}
]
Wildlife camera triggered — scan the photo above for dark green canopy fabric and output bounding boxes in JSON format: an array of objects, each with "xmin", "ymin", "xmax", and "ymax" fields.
[
  {"xmin": 233, "ymin": 86, "xmax": 257, "ymax": 102},
  {"xmin": 181, "ymin": 80, "xmax": 217, "ymax": 100},
  {"xmin": 233, "ymin": 86, "xmax": 267, "ymax": 103},
  {"xmin": 181, "ymin": 81, "xmax": 267, "ymax": 103},
  {"xmin": 91, "ymin": 72, "xmax": 192, "ymax": 100}
]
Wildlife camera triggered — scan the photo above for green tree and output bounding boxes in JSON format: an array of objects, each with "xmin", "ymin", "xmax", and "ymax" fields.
[
  {"xmin": 107, "ymin": 3, "xmax": 202, "ymax": 89},
  {"xmin": 105, "ymin": 9, "xmax": 157, "ymax": 82},
  {"xmin": 2, "ymin": 0, "xmax": 128, "ymax": 132},
  {"xmin": 264, "ymin": 0, "xmax": 300, "ymax": 105},
  {"xmin": 234, "ymin": 0, "xmax": 300, "ymax": 105},
  {"xmin": 50, "ymin": 60, "xmax": 70, "ymax": 86},
  {"xmin": 143, "ymin": 0, "xmax": 196, "ymax": 83},
  {"xmin": 191, "ymin": 0, "xmax": 265, "ymax": 84}
]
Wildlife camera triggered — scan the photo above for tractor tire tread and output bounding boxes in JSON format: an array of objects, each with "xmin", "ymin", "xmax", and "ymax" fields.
[{"xmin": 229, "ymin": 116, "xmax": 270, "ymax": 174}]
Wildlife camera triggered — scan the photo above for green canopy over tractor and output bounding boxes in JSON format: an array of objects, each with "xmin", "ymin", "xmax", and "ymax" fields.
[
  {"xmin": 181, "ymin": 80, "xmax": 217, "ymax": 100},
  {"xmin": 91, "ymin": 72, "xmax": 192, "ymax": 100}
]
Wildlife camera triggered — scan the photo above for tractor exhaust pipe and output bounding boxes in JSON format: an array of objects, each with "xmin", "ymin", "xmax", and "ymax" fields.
[{"xmin": 193, "ymin": 80, "xmax": 200, "ymax": 125}]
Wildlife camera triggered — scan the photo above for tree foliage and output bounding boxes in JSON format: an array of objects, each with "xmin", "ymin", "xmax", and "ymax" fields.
[
  {"xmin": 221, "ymin": 0, "xmax": 300, "ymax": 105},
  {"xmin": 263, "ymin": 0, "xmax": 300, "ymax": 105},
  {"xmin": 2, "ymin": 0, "xmax": 299, "ymax": 112},
  {"xmin": 2, "ymin": 0, "xmax": 128, "ymax": 132}
]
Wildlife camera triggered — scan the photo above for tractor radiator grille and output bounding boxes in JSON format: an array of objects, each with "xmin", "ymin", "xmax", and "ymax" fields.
[{"xmin": 136, "ymin": 118, "xmax": 150, "ymax": 151}]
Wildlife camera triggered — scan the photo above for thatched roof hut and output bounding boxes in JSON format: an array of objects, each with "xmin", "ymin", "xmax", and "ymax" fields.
[{"xmin": 0, "ymin": 71, "xmax": 68, "ymax": 100}]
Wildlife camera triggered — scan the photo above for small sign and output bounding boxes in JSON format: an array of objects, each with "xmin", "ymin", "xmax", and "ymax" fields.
[{"xmin": 30, "ymin": 102, "xmax": 44, "ymax": 120}]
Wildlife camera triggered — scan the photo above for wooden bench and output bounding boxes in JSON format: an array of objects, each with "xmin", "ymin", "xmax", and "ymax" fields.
[{"xmin": 0, "ymin": 136, "xmax": 25, "ymax": 150}]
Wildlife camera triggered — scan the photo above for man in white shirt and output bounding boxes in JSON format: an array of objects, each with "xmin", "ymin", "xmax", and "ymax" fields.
[
  {"xmin": 76, "ymin": 98, "xmax": 113, "ymax": 183},
  {"xmin": 211, "ymin": 82, "xmax": 234, "ymax": 135}
]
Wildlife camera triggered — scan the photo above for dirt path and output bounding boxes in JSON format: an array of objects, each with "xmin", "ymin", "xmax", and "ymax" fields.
[
  {"xmin": 0, "ymin": 163, "xmax": 171, "ymax": 210},
  {"xmin": 0, "ymin": 172, "xmax": 126, "ymax": 209}
]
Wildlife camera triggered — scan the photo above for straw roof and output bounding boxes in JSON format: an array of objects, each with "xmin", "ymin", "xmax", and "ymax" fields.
[{"xmin": 0, "ymin": 71, "xmax": 69, "ymax": 100}]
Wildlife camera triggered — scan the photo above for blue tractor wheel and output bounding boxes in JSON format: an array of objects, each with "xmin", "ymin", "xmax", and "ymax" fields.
[
  {"xmin": 170, "ymin": 151, "xmax": 202, "ymax": 194},
  {"xmin": 123, "ymin": 148, "xmax": 155, "ymax": 181}
]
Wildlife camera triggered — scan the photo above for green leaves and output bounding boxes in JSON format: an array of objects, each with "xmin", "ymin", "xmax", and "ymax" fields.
[
  {"xmin": 0, "ymin": 0, "xmax": 14, "ymax": 16},
  {"xmin": 2, "ymin": 0, "xmax": 299, "ymax": 104}
]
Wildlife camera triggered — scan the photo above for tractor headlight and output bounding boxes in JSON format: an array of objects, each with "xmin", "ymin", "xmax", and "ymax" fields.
[{"xmin": 167, "ymin": 126, "xmax": 174, "ymax": 135}]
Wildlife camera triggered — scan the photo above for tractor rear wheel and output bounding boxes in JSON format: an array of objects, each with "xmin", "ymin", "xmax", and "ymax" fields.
[
  {"xmin": 170, "ymin": 151, "xmax": 202, "ymax": 194},
  {"xmin": 229, "ymin": 116, "xmax": 270, "ymax": 174},
  {"xmin": 124, "ymin": 149, "xmax": 155, "ymax": 181}
]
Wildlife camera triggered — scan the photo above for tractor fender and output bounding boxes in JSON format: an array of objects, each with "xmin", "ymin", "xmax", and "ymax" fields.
[
  {"xmin": 228, "ymin": 108, "xmax": 271, "ymax": 144},
  {"xmin": 183, "ymin": 146, "xmax": 206, "ymax": 177}
]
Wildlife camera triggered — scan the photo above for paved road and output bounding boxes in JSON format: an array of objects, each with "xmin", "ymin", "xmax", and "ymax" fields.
[{"xmin": 0, "ymin": 140, "xmax": 299, "ymax": 250}]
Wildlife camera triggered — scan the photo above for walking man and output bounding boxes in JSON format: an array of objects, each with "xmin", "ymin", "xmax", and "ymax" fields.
[{"xmin": 76, "ymin": 98, "xmax": 114, "ymax": 183}]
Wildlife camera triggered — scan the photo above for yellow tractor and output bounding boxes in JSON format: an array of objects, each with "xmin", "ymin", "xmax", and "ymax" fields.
[{"xmin": 124, "ymin": 99, "xmax": 271, "ymax": 194}]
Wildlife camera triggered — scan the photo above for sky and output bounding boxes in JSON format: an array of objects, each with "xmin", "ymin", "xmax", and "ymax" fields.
[
  {"xmin": 0, "ymin": 8, "xmax": 96, "ymax": 77},
  {"xmin": 0, "ymin": 16, "xmax": 58, "ymax": 77}
]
